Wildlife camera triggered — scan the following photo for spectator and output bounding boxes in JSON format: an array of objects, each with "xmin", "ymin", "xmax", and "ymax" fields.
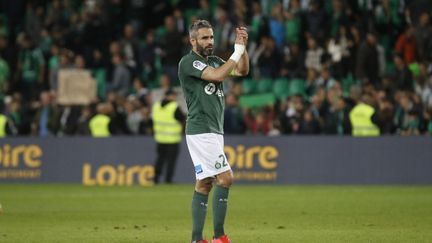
[
  {"xmin": 244, "ymin": 107, "xmax": 273, "ymax": 135},
  {"xmin": 303, "ymin": 0, "xmax": 328, "ymax": 43},
  {"xmin": 49, "ymin": 48, "xmax": 73, "ymax": 93},
  {"xmin": 252, "ymin": 36, "xmax": 281, "ymax": 78},
  {"xmin": 327, "ymin": 25, "xmax": 353, "ymax": 79},
  {"xmin": 224, "ymin": 93, "xmax": 245, "ymax": 134},
  {"xmin": 395, "ymin": 25, "xmax": 417, "ymax": 64},
  {"xmin": 0, "ymin": 42, "xmax": 10, "ymax": 97},
  {"xmin": 138, "ymin": 106, "xmax": 153, "ymax": 135},
  {"xmin": 16, "ymin": 34, "xmax": 46, "ymax": 101},
  {"xmin": 414, "ymin": 62, "xmax": 432, "ymax": 108},
  {"xmin": 130, "ymin": 77, "xmax": 150, "ymax": 106},
  {"xmin": 268, "ymin": 3, "xmax": 285, "ymax": 48},
  {"xmin": 76, "ymin": 105, "xmax": 92, "ymax": 136},
  {"xmin": 305, "ymin": 36, "xmax": 324, "ymax": 72},
  {"xmin": 299, "ymin": 107, "xmax": 321, "ymax": 134},
  {"xmin": 140, "ymin": 30, "xmax": 159, "ymax": 82},
  {"xmin": 108, "ymin": 53, "xmax": 131, "ymax": 97},
  {"xmin": 355, "ymin": 31, "xmax": 380, "ymax": 85},
  {"xmin": 120, "ymin": 24, "xmax": 141, "ymax": 74},
  {"xmin": 280, "ymin": 95, "xmax": 304, "ymax": 134},
  {"xmin": 31, "ymin": 91, "xmax": 59, "ymax": 137},
  {"xmin": 323, "ymin": 96, "xmax": 351, "ymax": 135},
  {"xmin": 414, "ymin": 12, "xmax": 432, "ymax": 62},
  {"xmin": 213, "ymin": 7, "xmax": 233, "ymax": 55},
  {"xmin": 394, "ymin": 92, "xmax": 422, "ymax": 135},
  {"xmin": 124, "ymin": 98, "xmax": 143, "ymax": 135},
  {"xmin": 393, "ymin": 53, "xmax": 414, "ymax": 91},
  {"xmin": 377, "ymin": 95, "xmax": 396, "ymax": 134},
  {"xmin": 159, "ymin": 15, "xmax": 183, "ymax": 85},
  {"xmin": 151, "ymin": 73, "xmax": 173, "ymax": 105},
  {"xmin": 280, "ymin": 43, "xmax": 305, "ymax": 78}
]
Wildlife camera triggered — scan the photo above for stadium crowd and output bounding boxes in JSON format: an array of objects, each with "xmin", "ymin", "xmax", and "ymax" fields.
[{"xmin": 0, "ymin": 0, "xmax": 432, "ymax": 136}]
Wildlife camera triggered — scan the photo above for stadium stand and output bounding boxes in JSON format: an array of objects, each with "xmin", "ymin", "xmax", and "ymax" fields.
[{"xmin": 0, "ymin": 0, "xmax": 431, "ymax": 136}]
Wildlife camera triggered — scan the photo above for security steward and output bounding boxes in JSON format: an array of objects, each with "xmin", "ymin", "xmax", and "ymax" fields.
[
  {"xmin": 152, "ymin": 89, "xmax": 185, "ymax": 184},
  {"xmin": 349, "ymin": 94, "xmax": 380, "ymax": 136},
  {"xmin": 89, "ymin": 102, "xmax": 112, "ymax": 137},
  {"xmin": 0, "ymin": 112, "xmax": 7, "ymax": 137}
]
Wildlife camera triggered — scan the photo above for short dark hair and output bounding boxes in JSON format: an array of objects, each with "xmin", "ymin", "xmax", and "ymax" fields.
[{"xmin": 189, "ymin": 19, "xmax": 212, "ymax": 38}]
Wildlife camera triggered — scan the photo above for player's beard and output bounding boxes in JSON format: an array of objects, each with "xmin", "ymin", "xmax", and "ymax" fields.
[{"xmin": 197, "ymin": 43, "xmax": 213, "ymax": 57}]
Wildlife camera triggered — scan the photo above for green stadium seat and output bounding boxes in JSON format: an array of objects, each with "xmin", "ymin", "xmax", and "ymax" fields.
[
  {"xmin": 241, "ymin": 78, "xmax": 257, "ymax": 94},
  {"xmin": 256, "ymin": 78, "xmax": 273, "ymax": 93},
  {"xmin": 272, "ymin": 78, "xmax": 290, "ymax": 100},
  {"xmin": 289, "ymin": 79, "xmax": 305, "ymax": 96},
  {"xmin": 239, "ymin": 93, "xmax": 276, "ymax": 108}
]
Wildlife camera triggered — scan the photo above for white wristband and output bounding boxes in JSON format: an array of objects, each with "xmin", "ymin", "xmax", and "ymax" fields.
[{"xmin": 229, "ymin": 44, "xmax": 245, "ymax": 63}]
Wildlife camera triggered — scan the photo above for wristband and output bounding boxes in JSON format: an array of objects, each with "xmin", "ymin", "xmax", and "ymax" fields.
[{"xmin": 229, "ymin": 44, "xmax": 245, "ymax": 63}]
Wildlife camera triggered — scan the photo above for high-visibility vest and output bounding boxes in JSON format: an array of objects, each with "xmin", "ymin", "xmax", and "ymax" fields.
[
  {"xmin": 0, "ymin": 114, "xmax": 7, "ymax": 137},
  {"xmin": 89, "ymin": 114, "xmax": 111, "ymax": 137},
  {"xmin": 152, "ymin": 101, "xmax": 182, "ymax": 144},
  {"xmin": 349, "ymin": 103, "xmax": 380, "ymax": 136}
]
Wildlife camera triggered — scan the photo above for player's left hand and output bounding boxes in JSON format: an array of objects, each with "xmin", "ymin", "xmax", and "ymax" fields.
[{"xmin": 236, "ymin": 27, "xmax": 248, "ymax": 45}]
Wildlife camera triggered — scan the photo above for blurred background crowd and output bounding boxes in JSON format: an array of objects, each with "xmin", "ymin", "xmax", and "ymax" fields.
[{"xmin": 0, "ymin": 0, "xmax": 432, "ymax": 137}]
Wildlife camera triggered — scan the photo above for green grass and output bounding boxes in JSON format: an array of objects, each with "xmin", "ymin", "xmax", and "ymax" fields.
[{"xmin": 0, "ymin": 185, "xmax": 432, "ymax": 242}]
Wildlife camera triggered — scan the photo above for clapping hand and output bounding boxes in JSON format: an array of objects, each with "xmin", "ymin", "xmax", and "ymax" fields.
[{"xmin": 235, "ymin": 27, "xmax": 248, "ymax": 46}]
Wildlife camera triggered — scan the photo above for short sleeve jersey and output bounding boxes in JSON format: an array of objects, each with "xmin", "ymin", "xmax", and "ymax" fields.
[{"xmin": 178, "ymin": 51, "xmax": 226, "ymax": 135}]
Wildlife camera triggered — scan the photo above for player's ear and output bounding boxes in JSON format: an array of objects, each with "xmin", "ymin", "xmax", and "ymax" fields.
[{"xmin": 189, "ymin": 37, "xmax": 195, "ymax": 46}]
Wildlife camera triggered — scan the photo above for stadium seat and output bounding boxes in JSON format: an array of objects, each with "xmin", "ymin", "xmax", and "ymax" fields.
[
  {"xmin": 241, "ymin": 78, "xmax": 257, "ymax": 94},
  {"xmin": 289, "ymin": 79, "xmax": 305, "ymax": 96},
  {"xmin": 256, "ymin": 78, "xmax": 273, "ymax": 93},
  {"xmin": 272, "ymin": 78, "xmax": 290, "ymax": 100},
  {"xmin": 239, "ymin": 93, "xmax": 276, "ymax": 108}
]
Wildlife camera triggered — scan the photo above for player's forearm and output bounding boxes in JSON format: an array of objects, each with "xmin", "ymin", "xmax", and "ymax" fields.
[
  {"xmin": 235, "ymin": 51, "xmax": 249, "ymax": 76},
  {"xmin": 201, "ymin": 44, "xmax": 245, "ymax": 82},
  {"xmin": 201, "ymin": 60, "xmax": 237, "ymax": 82}
]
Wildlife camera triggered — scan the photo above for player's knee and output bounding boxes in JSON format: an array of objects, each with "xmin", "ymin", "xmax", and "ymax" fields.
[
  {"xmin": 217, "ymin": 172, "xmax": 234, "ymax": 188},
  {"xmin": 219, "ymin": 177, "xmax": 233, "ymax": 188},
  {"xmin": 195, "ymin": 178, "xmax": 214, "ymax": 194}
]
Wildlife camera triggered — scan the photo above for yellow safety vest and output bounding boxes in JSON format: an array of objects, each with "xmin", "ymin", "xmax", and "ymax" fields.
[
  {"xmin": 349, "ymin": 103, "xmax": 380, "ymax": 137},
  {"xmin": 0, "ymin": 114, "xmax": 7, "ymax": 137},
  {"xmin": 152, "ymin": 101, "xmax": 182, "ymax": 144},
  {"xmin": 89, "ymin": 114, "xmax": 111, "ymax": 137}
]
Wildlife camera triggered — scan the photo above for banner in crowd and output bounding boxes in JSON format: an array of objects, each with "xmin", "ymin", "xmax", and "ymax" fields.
[
  {"xmin": 57, "ymin": 69, "xmax": 96, "ymax": 105},
  {"xmin": 0, "ymin": 137, "xmax": 431, "ymax": 185}
]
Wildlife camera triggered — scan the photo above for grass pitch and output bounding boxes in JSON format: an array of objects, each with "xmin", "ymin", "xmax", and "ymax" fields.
[{"xmin": 0, "ymin": 184, "xmax": 431, "ymax": 243}]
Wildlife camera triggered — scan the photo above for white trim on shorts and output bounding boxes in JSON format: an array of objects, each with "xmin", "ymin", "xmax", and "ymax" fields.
[{"xmin": 186, "ymin": 133, "xmax": 231, "ymax": 180}]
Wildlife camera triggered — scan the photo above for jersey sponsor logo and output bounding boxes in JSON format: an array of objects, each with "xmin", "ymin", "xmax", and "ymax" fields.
[
  {"xmin": 192, "ymin": 60, "xmax": 207, "ymax": 71},
  {"xmin": 195, "ymin": 164, "xmax": 203, "ymax": 174},
  {"xmin": 204, "ymin": 83, "xmax": 216, "ymax": 95}
]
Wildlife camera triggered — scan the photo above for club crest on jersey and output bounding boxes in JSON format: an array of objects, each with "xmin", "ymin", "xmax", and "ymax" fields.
[
  {"xmin": 204, "ymin": 83, "xmax": 216, "ymax": 95},
  {"xmin": 192, "ymin": 60, "xmax": 207, "ymax": 71}
]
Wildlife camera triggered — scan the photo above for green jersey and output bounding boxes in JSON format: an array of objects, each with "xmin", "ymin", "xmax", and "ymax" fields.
[{"xmin": 178, "ymin": 51, "xmax": 226, "ymax": 135}]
